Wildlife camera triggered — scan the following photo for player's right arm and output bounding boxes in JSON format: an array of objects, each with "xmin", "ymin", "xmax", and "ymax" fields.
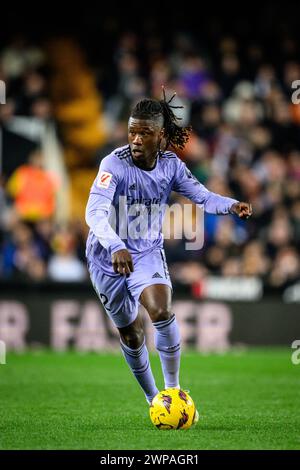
[
  {"xmin": 111, "ymin": 249, "xmax": 134, "ymax": 275},
  {"xmin": 85, "ymin": 154, "xmax": 134, "ymax": 275}
]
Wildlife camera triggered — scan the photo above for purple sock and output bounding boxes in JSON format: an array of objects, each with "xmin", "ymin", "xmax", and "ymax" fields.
[
  {"xmin": 153, "ymin": 314, "xmax": 181, "ymax": 389},
  {"xmin": 120, "ymin": 339, "xmax": 159, "ymax": 404}
]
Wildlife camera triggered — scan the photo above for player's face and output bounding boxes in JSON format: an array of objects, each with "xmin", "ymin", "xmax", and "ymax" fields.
[{"xmin": 128, "ymin": 118, "xmax": 164, "ymax": 165}]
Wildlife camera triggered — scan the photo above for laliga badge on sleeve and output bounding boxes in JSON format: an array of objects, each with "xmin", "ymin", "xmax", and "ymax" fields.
[{"xmin": 97, "ymin": 171, "xmax": 113, "ymax": 189}]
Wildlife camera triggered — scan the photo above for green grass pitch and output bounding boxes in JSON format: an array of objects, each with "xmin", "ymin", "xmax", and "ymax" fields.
[{"xmin": 0, "ymin": 348, "xmax": 299, "ymax": 450}]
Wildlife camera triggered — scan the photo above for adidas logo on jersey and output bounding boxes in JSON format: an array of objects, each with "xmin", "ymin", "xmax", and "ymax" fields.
[{"xmin": 152, "ymin": 272, "xmax": 163, "ymax": 278}]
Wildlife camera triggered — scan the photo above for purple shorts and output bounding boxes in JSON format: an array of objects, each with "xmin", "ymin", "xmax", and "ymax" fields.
[{"xmin": 87, "ymin": 248, "xmax": 172, "ymax": 328}]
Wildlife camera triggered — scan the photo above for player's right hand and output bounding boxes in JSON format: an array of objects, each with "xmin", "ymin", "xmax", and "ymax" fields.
[{"xmin": 112, "ymin": 249, "xmax": 134, "ymax": 275}]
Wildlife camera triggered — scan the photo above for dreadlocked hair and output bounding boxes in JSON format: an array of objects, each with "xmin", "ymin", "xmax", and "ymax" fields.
[{"xmin": 131, "ymin": 87, "xmax": 192, "ymax": 150}]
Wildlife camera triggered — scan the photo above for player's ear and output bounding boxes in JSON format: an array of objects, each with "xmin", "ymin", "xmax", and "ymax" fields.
[
  {"xmin": 158, "ymin": 128, "xmax": 165, "ymax": 147},
  {"xmin": 159, "ymin": 136, "xmax": 168, "ymax": 153}
]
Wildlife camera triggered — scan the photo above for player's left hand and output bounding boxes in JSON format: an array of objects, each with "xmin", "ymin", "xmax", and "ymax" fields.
[{"xmin": 230, "ymin": 202, "xmax": 253, "ymax": 219}]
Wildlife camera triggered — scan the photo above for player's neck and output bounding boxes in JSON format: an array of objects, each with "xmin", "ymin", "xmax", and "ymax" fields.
[{"xmin": 132, "ymin": 153, "xmax": 158, "ymax": 171}]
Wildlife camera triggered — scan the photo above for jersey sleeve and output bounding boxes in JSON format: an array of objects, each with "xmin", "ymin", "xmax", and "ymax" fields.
[
  {"xmin": 172, "ymin": 158, "xmax": 239, "ymax": 215},
  {"xmin": 85, "ymin": 154, "xmax": 126, "ymax": 255},
  {"xmin": 89, "ymin": 154, "xmax": 121, "ymax": 202}
]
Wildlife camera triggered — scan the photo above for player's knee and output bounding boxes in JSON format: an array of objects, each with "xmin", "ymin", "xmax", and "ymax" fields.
[
  {"xmin": 121, "ymin": 328, "xmax": 144, "ymax": 349},
  {"xmin": 150, "ymin": 307, "xmax": 172, "ymax": 323}
]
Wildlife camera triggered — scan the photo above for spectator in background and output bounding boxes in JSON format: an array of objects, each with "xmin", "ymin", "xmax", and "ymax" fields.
[
  {"xmin": 6, "ymin": 150, "xmax": 59, "ymax": 222},
  {"xmin": 179, "ymin": 55, "xmax": 210, "ymax": 100},
  {"xmin": 1, "ymin": 219, "xmax": 47, "ymax": 280},
  {"xmin": 269, "ymin": 246, "xmax": 300, "ymax": 287},
  {"xmin": 48, "ymin": 227, "xmax": 87, "ymax": 282},
  {"xmin": 0, "ymin": 35, "xmax": 45, "ymax": 81}
]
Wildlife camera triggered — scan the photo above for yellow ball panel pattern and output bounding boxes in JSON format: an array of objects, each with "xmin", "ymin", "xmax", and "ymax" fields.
[{"xmin": 149, "ymin": 388, "xmax": 197, "ymax": 430}]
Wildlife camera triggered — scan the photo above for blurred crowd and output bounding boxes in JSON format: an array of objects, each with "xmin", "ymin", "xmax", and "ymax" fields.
[
  {"xmin": 1, "ymin": 28, "xmax": 300, "ymax": 289},
  {"xmin": 0, "ymin": 37, "xmax": 88, "ymax": 282}
]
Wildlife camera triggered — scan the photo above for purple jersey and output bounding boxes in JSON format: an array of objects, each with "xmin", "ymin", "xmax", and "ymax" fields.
[{"xmin": 85, "ymin": 145, "xmax": 238, "ymax": 274}]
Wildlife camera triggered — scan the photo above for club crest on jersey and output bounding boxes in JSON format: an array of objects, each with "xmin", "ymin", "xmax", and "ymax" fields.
[{"xmin": 97, "ymin": 171, "xmax": 112, "ymax": 189}]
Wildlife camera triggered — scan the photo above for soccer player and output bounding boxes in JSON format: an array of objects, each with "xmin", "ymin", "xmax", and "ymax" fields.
[{"xmin": 85, "ymin": 92, "xmax": 252, "ymax": 407}]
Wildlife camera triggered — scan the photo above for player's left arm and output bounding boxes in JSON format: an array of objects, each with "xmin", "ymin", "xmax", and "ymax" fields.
[{"xmin": 172, "ymin": 159, "xmax": 252, "ymax": 218}]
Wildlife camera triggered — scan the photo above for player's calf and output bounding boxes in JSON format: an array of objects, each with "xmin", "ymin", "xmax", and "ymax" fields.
[{"xmin": 153, "ymin": 314, "xmax": 181, "ymax": 389}]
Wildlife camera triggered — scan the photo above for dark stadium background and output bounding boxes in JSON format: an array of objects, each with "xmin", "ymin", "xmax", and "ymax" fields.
[{"xmin": 0, "ymin": 1, "xmax": 300, "ymax": 451}]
